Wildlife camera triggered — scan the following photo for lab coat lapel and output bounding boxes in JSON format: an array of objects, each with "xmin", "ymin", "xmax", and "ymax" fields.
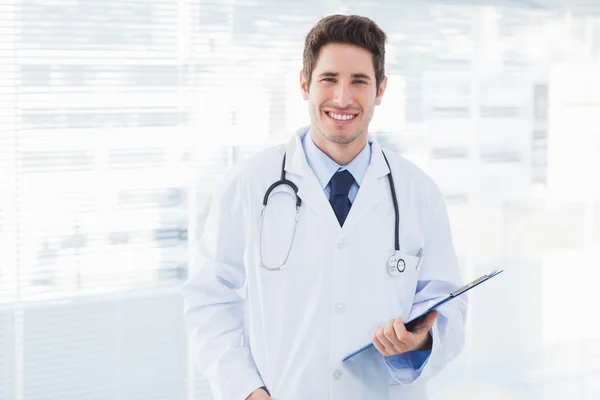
[
  {"xmin": 284, "ymin": 128, "xmax": 338, "ymax": 223},
  {"xmin": 341, "ymin": 139, "xmax": 391, "ymax": 234}
]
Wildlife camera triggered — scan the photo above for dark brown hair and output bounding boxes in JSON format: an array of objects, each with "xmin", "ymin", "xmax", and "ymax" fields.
[{"xmin": 303, "ymin": 15, "xmax": 387, "ymax": 92}]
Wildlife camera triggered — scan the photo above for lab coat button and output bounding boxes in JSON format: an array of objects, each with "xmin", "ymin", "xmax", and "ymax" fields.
[
  {"xmin": 333, "ymin": 369, "xmax": 343, "ymax": 380},
  {"xmin": 336, "ymin": 240, "xmax": 348, "ymax": 249},
  {"xmin": 335, "ymin": 303, "xmax": 346, "ymax": 314}
]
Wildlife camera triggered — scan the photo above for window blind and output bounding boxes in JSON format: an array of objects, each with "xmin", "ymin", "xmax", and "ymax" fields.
[
  {"xmin": 0, "ymin": 0, "xmax": 195, "ymax": 300},
  {"xmin": 0, "ymin": 0, "xmax": 205, "ymax": 399}
]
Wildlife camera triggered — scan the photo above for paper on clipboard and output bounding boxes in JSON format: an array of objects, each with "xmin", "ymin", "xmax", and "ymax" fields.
[{"xmin": 341, "ymin": 268, "xmax": 504, "ymax": 362}]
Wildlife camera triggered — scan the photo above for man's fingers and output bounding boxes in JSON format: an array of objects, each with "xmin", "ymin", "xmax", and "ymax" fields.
[
  {"xmin": 372, "ymin": 332, "xmax": 388, "ymax": 355},
  {"xmin": 427, "ymin": 310, "xmax": 438, "ymax": 323},
  {"xmin": 392, "ymin": 317, "xmax": 411, "ymax": 344},
  {"xmin": 246, "ymin": 388, "xmax": 272, "ymax": 400},
  {"xmin": 378, "ymin": 320, "xmax": 397, "ymax": 352},
  {"xmin": 372, "ymin": 326, "xmax": 394, "ymax": 355},
  {"xmin": 411, "ymin": 310, "xmax": 438, "ymax": 334},
  {"xmin": 374, "ymin": 319, "xmax": 412, "ymax": 356},
  {"xmin": 372, "ymin": 312, "xmax": 439, "ymax": 356},
  {"xmin": 383, "ymin": 319, "xmax": 400, "ymax": 343},
  {"xmin": 420, "ymin": 310, "xmax": 438, "ymax": 331}
]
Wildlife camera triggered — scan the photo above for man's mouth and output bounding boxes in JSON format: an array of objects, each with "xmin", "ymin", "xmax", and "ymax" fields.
[{"xmin": 324, "ymin": 111, "xmax": 359, "ymax": 123}]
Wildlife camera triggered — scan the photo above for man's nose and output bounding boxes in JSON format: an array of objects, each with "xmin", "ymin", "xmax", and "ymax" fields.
[{"xmin": 333, "ymin": 84, "xmax": 353, "ymax": 108}]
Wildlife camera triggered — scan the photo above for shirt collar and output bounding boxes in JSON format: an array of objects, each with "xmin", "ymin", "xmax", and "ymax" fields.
[{"xmin": 302, "ymin": 129, "xmax": 372, "ymax": 190}]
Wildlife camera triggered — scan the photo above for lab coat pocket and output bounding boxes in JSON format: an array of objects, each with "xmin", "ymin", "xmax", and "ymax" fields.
[{"xmin": 389, "ymin": 253, "xmax": 420, "ymax": 318}]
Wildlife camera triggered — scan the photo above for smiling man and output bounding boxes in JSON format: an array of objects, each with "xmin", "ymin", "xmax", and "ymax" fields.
[
  {"xmin": 182, "ymin": 15, "xmax": 467, "ymax": 400},
  {"xmin": 301, "ymin": 26, "xmax": 387, "ymax": 167}
]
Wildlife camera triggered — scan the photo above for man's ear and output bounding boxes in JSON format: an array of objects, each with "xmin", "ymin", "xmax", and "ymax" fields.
[
  {"xmin": 300, "ymin": 70, "xmax": 309, "ymax": 100},
  {"xmin": 375, "ymin": 75, "xmax": 388, "ymax": 106}
]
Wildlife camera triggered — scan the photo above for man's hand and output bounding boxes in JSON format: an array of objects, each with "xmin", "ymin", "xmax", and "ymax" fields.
[
  {"xmin": 372, "ymin": 310, "xmax": 438, "ymax": 356},
  {"xmin": 246, "ymin": 387, "xmax": 271, "ymax": 400}
]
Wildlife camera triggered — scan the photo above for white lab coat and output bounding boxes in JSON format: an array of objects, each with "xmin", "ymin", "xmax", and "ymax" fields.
[{"xmin": 182, "ymin": 128, "xmax": 467, "ymax": 400}]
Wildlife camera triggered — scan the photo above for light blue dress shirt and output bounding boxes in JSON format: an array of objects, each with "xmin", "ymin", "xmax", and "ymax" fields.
[
  {"xmin": 301, "ymin": 130, "xmax": 370, "ymax": 203},
  {"xmin": 301, "ymin": 131, "xmax": 431, "ymax": 372}
]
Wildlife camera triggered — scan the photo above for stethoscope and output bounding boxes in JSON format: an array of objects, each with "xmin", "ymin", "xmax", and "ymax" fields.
[{"xmin": 258, "ymin": 150, "xmax": 406, "ymax": 277}]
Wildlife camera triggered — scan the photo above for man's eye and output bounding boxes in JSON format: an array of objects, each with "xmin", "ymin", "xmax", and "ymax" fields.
[
  {"xmin": 322, "ymin": 78, "xmax": 336, "ymax": 82},
  {"xmin": 354, "ymin": 80, "xmax": 367, "ymax": 84}
]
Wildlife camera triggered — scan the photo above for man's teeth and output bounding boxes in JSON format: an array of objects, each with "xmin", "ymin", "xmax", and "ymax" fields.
[{"xmin": 327, "ymin": 112, "xmax": 357, "ymax": 121}]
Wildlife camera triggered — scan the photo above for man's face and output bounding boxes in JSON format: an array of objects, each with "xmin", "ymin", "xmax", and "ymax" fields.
[{"xmin": 300, "ymin": 43, "xmax": 387, "ymax": 145}]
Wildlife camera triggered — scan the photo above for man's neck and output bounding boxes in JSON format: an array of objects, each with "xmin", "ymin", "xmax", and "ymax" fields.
[{"xmin": 310, "ymin": 128, "xmax": 368, "ymax": 166}]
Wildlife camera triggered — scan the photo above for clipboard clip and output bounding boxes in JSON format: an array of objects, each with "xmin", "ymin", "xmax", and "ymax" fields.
[{"xmin": 449, "ymin": 269, "xmax": 501, "ymax": 297}]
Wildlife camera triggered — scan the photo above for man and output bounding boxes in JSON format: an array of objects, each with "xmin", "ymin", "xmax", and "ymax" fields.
[{"xmin": 182, "ymin": 14, "xmax": 467, "ymax": 400}]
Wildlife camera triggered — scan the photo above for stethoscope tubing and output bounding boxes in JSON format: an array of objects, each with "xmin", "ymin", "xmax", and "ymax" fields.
[{"xmin": 259, "ymin": 150, "xmax": 403, "ymax": 273}]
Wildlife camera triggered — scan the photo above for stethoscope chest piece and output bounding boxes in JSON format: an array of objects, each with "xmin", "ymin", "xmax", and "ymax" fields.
[{"xmin": 387, "ymin": 254, "xmax": 405, "ymax": 277}]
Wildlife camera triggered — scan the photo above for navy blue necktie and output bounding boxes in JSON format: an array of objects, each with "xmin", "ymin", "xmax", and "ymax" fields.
[{"xmin": 329, "ymin": 170, "xmax": 355, "ymax": 226}]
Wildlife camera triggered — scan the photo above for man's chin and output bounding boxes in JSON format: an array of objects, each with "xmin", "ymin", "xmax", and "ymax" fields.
[
  {"xmin": 312, "ymin": 120, "xmax": 365, "ymax": 144},
  {"xmin": 323, "ymin": 127, "xmax": 364, "ymax": 145},
  {"xmin": 326, "ymin": 133, "xmax": 354, "ymax": 145}
]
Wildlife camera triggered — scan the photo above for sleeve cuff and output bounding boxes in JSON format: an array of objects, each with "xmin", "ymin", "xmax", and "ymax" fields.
[
  {"xmin": 385, "ymin": 349, "xmax": 431, "ymax": 371},
  {"xmin": 383, "ymin": 326, "xmax": 438, "ymax": 384},
  {"xmin": 385, "ymin": 329, "xmax": 433, "ymax": 372}
]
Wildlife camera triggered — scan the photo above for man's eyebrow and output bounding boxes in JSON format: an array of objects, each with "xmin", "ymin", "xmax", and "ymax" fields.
[
  {"xmin": 318, "ymin": 72, "xmax": 339, "ymax": 78},
  {"xmin": 317, "ymin": 72, "xmax": 372, "ymax": 80}
]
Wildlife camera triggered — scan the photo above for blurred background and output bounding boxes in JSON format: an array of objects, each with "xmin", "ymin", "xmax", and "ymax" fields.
[{"xmin": 1, "ymin": 0, "xmax": 599, "ymax": 399}]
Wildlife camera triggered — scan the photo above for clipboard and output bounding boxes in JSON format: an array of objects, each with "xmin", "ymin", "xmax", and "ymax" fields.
[{"xmin": 341, "ymin": 268, "xmax": 504, "ymax": 362}]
